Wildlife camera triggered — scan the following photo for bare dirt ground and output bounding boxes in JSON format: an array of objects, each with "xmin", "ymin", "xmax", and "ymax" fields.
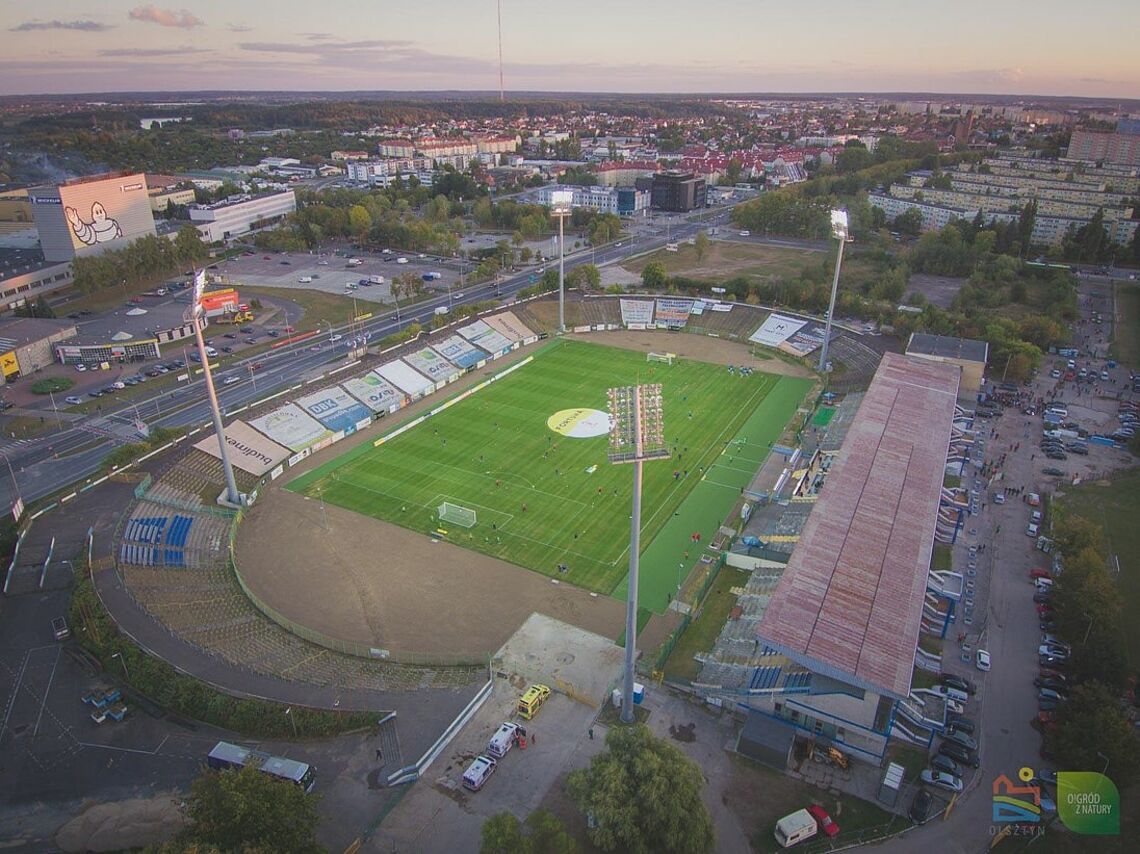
[
  {"xmin": 234, "ymin": 329, "xmax": 802, "ymax": 661},
  {"xmin": 571, "ymin": 329, "xmax": 814, "ymax": 378},
  {"xmin": 905, "ymin": 273, "xmax": 967, "ymax": 309}
]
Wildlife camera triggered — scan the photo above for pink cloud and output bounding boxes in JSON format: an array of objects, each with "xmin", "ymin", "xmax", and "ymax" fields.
[{"xmin": 128, "ymin": 5, "xmax": 203, "ymax": 29}]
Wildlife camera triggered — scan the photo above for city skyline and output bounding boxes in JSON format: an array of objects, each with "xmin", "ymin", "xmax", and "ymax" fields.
[{"xmin": 2, "ymin": 0, "xmax": 1138, "ymax": 99}]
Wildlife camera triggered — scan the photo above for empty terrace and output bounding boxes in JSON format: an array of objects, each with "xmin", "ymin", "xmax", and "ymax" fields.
[{"xmin": 755, "ymin": 352, "xmax": 961, "ymax": 700}]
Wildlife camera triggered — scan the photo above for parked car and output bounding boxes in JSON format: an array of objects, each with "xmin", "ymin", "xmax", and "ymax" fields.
[
  {"xmin": 946, "ymin": 714, "xmax": 975, "ymax": 734},
  {"xmin": 922, "ymin": 770, "xmax": 964, "ymax": 793},
  {"xmin": 64, "ymin": 395, "xmax": 83, "ymax": 405},
  {"xmin": 931, "ymin": 754, "xmax": 962, "ymax": 776},
  {"xmin": 1039, "ymin": 654, "xmax": 1067, "ymax": 667},
  {"xmin": 1038, "ymin": 688, "xmax": 1065, "ymax": 703},
  {"xmin": 939, "ymin": 674, "xmax": 976, "ymax": 694},
  {"xmin": 1039, "ymin": 698, "xmax": 1060, "ymax": 712},
  {"xmin": 909, "ymin": 789, "xmax": 934, "ymax": 823},
  {"xmin": 975, "ymin": 649, "xmax": 991, "ymax": 672},
  {"xmin": 937, "ymin": 741, "xmax": 979, "ymax": 768},
  {"xmin": 1030, "ymin": 568, "xmax": 1052, "ymax": 581},
  {"xmin": 1042, "ymin": 467, "xmax": 1064, "ymax": 476},
  {"xmin": 944, "ymin": 730, "xmax": 978, "ymax": 751},
  {"xmin": 806, "ymin": 804, "xmax": 839, "ymax": 838},
  {"xmin": 1033, "ymin": 592, "xmax": 1052, "ymax": 604},
  {"xmin": 1039, "ymin": 669, "xmax": 1067, "ymax": 683},
  {"xmin": 1038, "ymin": 644, "xmax": 1068, "ymax": 660}
]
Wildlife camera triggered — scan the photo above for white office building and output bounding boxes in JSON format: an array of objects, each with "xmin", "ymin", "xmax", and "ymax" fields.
[{"xmin": 189, "ymin": 191, "xmax": 296, "ymax": 243}]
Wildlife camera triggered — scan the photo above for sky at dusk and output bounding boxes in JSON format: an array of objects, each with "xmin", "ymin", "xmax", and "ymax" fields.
[{"xmin": 2, "ymin": 1, "xmax": 1138, "ymax": 98}]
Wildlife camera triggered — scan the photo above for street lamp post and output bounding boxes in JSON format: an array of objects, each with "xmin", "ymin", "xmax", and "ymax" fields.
[
  {"xmin": 0, "ymin": 450, "xmax": 20, "ymax": 505},
  {"xmin": 550, "ymin": 191, "xmax": 573, "ymax": 333},
  {"xmin": 817, "ymin": 209, "xmax": 850, "ymax": 374},
  {"xmin": 111, "ymin": 652, "xmax": 129, "ymax": 680},
  {"xmin": 285, "ymin": 707, "xmax": 299, "ymax": 738}
]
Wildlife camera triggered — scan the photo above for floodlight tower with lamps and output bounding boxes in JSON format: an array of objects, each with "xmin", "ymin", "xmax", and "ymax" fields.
[
  {"xmin": 550, "ymin": 190, "xmax": 573, "ymax": 333},
  {"xmin": 607, "ymin": 383, "xmax": 669, "ymax": 724},
  {"xmin": 187, "ymin": 270, "xmax": 241, "ymax": 506},
  {"xmin": 817, "ymin": 209, "xmax": 850, "ymax": 374}
]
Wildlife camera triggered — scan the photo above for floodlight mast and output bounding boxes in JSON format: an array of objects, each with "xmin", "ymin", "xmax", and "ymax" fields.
[
  {"xmin": 817, "ymin": 209, "xmax": 849, "ymax": 373},
  {"xmin": 188, "ymin": 270, "xmax": 241, "ymax": 505},
  {"xmin": 550, "ymin": 191, "xmax": 574, "ymax": 333},
  {"xmin": 607, "ymin": 384, "xmax": 668, "ymax": 724}
]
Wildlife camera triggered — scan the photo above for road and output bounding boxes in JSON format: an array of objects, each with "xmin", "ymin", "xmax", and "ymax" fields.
[{"xmin": 0, "ymin": 207, "xmax": 739, "ymax": 509}]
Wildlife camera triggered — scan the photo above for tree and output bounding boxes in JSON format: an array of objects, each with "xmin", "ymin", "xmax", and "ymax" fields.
[
  {"xmin": 566, "ymin": 725, "xmax": 714, "ymax": 854},
  {"xmin": 567, "ymin": 264, "xmax": 601, "ymax": 293},
  {"xmin": 694, "ymin": 230, "xmax": 710, "ymax": 262},
  {"xmin": 1050, "ymin": 682, "xmax": 1140, "ymax": 786},
  {"xmin": 893, "ymin": 208, "xmax": 924, "ymax": 236},
  {"xmin": 348, "ymin": 205, "xmax": 372, "ymax": 240},
  {"xmin": 641, "ymin": 262, "xmax": 668, "ymax": 290},
  {"xmin": 179, "ymin": 766, "xmax": 321, "ymax": 853},
  {"xmin": 481, "ymin": 810, "xmax": 576, "ymax": 854}
]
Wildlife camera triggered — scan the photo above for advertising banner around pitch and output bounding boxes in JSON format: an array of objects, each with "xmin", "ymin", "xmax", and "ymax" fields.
[
  {"xmin": 432, "ymin": 334, "xmax": 486, "ymax": 369},
  {"xmin": 194, "ymin": 419, "xmax": 291, "ymax": 476},
  {"xmin": 296, "ymin": 386, "xmax": 374, "ymax": 434},
  {"xmin": 250, "ymin": 403, "xmax": 332, "ymax": 453},
  {"xmin": 457, "ymin": 319, "xmax": 513, "ymax": 354},
  {"xmin": 406, "ymin": 347, "xmax": 460, "ymax": 383},
  {"xmin": 749, "ymin": 313, "xmax": 808, "ymax": 347},
  {"xmin": 342, "ymin": 371, "xmax": 403, "ymax": 413},
  {"xmin": 376, "ymin": 359, "xmax": 435, "ymax": 397},
  {"xmin": 483, "ymin": 311, "xmax": 536, "ymax": 342}
]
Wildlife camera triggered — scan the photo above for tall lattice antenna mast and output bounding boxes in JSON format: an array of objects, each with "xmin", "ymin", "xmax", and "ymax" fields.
[{"xmin": 497, "ymin": 0, "xmax": 505, "ymax": 102}]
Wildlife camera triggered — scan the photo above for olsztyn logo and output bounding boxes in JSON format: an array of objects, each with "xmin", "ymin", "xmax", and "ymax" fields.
[{"xmin": 992, "ymin": 767, "xmax": 1042, "ymax": 823}]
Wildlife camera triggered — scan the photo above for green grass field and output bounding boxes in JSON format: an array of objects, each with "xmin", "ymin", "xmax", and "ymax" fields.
[{"xmin": 289, "ymin": 339, "xmax": 809, "ymax": 610}]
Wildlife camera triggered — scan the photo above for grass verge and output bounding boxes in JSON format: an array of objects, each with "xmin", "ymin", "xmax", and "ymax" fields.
[
  {"xmin": 662, "ymin": 567, "xmax": 749, "ymax": 682},
  {"xmin": 1057, "ymin": 469, "xmax": 1140, "ymax": 668}
]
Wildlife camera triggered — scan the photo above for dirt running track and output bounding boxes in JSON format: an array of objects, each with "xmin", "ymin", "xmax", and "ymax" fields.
[{"xmin": 234, "ymin": 331, "xmax": 807, "ymax": 661}]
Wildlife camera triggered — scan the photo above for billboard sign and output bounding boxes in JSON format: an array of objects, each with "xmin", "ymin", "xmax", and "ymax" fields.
[
  {"xmin": 550, "ymin": 189, "xmax": 574, "ymax": 214},
  {"xmin": 47, "ymin": 173, "xmax": 156, "ymax": 258}
]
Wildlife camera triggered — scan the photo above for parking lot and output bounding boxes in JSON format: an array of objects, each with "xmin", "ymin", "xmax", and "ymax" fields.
[
  {"xmin": 214, "ymin": 250, "xmax": 483, "ymax": 306},
  {"xmin": 373, "ymin": 614, "xmax": 622, "ymax": 851}
]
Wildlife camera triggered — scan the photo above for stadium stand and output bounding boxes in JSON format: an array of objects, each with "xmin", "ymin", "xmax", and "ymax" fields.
[
  {"xmin": 116, "ymin": 457, "xmax": 481, "ymax": 690},
  {"xmin": 578, "ymin": 299, "xmax": 622, "ymax": 327},
  {"xmin": 825, "ymin": 334, "xmax": 884, "ymax": 393}
]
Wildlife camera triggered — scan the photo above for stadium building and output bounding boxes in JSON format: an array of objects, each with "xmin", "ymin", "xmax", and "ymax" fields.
[{"xmin": 700, "ymin": 353, "xmax": 968, "ymax": 766}]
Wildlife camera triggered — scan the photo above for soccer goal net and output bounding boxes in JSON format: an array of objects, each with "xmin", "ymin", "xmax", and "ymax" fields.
[
  {"xmin": 438, "ymin": 502, "xmax": 477, "ymax": 528},
  {"xmin": 647, "ymin": 352, "xmax": 675, "ymax": 365}
]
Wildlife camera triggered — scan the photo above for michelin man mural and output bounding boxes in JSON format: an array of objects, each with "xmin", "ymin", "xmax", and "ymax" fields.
[{"xmin": 65, "ymin": 201, "xmax": 123, "ymax": 247}]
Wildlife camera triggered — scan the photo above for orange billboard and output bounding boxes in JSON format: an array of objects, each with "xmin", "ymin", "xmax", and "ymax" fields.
[{"xmin": 200, "ymin": 289, "xmax": 239, "ymax": 315}]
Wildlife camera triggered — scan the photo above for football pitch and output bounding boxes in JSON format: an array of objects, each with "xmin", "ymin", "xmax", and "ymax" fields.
[{"xmin": 288, "ymin": 339, "xmax": 809, "ymax": 605}]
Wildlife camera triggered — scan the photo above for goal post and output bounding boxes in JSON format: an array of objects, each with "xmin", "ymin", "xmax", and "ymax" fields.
[
  {"xmin": 646, "ymin": 352, "xmax": 675, "ymax": 365},
  {"xmin": 438, "ymin": 502, "xmax": 477, "ymax": 528}
]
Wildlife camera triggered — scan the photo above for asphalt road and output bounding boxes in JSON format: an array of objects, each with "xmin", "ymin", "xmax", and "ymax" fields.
[{"xmin": 0, "ymin": 207, "xmax": 738, "ymax": 509}]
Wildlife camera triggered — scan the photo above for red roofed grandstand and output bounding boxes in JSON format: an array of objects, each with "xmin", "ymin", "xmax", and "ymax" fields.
[{"xmin": 756, "ymin": 352, "xmax": 961, "ymax": 701}]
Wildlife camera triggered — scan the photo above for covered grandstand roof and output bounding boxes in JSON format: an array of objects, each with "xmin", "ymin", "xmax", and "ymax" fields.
[
  {"xmin": 906, "ymin": 333, "xmax": 988, "ymax": 364},
  {"xmin": 755, "ymin": 353, "xmax": 961, "ymax": 700}
]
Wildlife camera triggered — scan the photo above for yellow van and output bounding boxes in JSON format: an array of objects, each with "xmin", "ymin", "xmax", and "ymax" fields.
[{"xmin": 517, "ymin": 684, "xmax": 551, "ymax": 720}]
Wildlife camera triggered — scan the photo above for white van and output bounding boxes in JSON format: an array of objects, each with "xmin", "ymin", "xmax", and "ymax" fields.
[
  {"xmin": 932, "ymin": 684, "xmax": 969, "ymax": 704},
  {"xmin": 461, "ymin": 755, "xmax": 497, "ymax": 791},
  {"xmin": 773, "ymin": 809, "xmax": 817, "ymax": 848},
  {"xmin": 487, "ymin": 723, "xmax": 520, "ymax": 758},
  {"xmin": 298, "ymin": 276, "xmax": 312, "ymax": 283}
]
